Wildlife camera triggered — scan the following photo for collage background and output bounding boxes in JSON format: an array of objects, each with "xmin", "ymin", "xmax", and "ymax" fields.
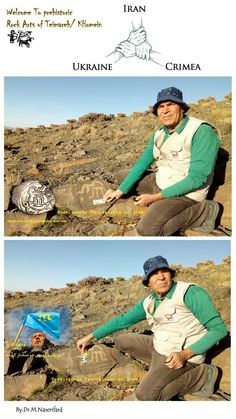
[{"xmin": 1, "ymin": 0, "xmax": 235, "ymax": 417}]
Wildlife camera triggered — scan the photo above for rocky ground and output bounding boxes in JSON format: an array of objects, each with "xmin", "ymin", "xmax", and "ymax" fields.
[
  {"xmin": 4, "ymin": 258, "xmax": 231, "ymax": 401},
  {"xmin": 4, "ymin": 93, "xmax": 231, "ymax": 236}
]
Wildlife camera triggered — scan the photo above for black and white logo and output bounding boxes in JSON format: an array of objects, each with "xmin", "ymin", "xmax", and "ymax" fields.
[{"xmin": 8, "ymin": 30, "xmax": 34, "ymax": 47}]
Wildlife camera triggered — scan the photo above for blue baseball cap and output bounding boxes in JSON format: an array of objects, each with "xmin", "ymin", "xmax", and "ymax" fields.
[
  {"xmin": 142, "ymin": 255, "xmax": 176, "ymax": 286},
  {"xmin": 153, "ymin": 87, "xmax": 189, "ymax": 115}
]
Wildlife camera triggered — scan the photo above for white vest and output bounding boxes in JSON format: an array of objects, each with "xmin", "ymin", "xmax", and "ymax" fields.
[
  {"xmin": 143, "ymin": 281, "xmax": 207, "ymax": 364},
  {"xmin": 153, "ymin": 117, "xmax": 216, "ymax": 202}
]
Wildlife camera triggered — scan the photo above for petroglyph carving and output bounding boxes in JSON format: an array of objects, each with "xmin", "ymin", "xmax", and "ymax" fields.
[
  {"xmin": 87, "ymin": 348, "xmax": 107, "ymax": 363},
  {"xmin": 76, "ymin": 181, "xmax": 107, "ymax": 203}
]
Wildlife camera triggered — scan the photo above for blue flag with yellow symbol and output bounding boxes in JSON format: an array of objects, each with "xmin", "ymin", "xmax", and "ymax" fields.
[{"xmin": 23, "ymin": 312, "xmax": 60, "ymax": 340}]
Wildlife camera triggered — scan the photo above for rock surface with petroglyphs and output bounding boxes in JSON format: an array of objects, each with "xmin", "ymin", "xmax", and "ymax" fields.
[
  {"xmin": 4, "ymin": 258, "xmax": 230, "ymax": 401},
  {"xmin": 54, "ymin": 180, "xmax": 110, "ymax": 211},
  {"xmin": 4, "ymin": 94, "xmax": 231, "ymax": 236}
]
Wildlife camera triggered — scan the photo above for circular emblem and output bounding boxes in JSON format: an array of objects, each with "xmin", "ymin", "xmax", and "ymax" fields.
[{"xmin": 12, "ymin": 181, "xmax": 55, "ymax": 215}]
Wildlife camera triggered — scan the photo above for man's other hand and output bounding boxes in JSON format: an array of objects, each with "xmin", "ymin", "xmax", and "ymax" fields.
[
  {"xmin": 134, "ymin": 193, "xmax": 164, "ymax": 206},
  {"xmin": 165, "ymin": 349, "xmax": 195, "ymax": 369}
]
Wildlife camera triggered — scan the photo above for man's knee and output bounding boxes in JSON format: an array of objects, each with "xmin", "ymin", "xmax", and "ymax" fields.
[
  {"xmin": 136, "ymin": 222, "xmax": 152, "ymax": 236},
  {"xmin": 135, "ymin": 386, "xmax": 162, "ymax": 401},
  {"xmin": 136, "ymin": 218, "xmax": 162, "ymax": 236},
  {"xmin": 114, "ymin": 334, "xmax": 130, "ymax": 352},
  {"xmin": 134, "ymin": 388, "xmax": 149, "ymax": 401},
  {"xmin": 134, "ymin": 388, "xmax": 146, "ymax": 401}
]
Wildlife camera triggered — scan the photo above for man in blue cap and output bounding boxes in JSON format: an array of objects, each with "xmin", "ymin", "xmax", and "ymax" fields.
[
  {"xmin": 103, "ymin": 87, "xmax": 221, "ymax": 236},
  {"xmin": 77, "ymin": 255, "xmax": 227, "ymax": 401}
]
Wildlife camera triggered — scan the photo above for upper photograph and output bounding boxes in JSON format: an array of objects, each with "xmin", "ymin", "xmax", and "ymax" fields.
[{"xmin": 4, "ymin": 77, "xmax": 231, "ymax": 237}]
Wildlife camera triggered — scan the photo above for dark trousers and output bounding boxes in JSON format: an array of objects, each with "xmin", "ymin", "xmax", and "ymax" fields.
[
  {"xmin": 117, "ymin": 170, "xmax": 209, "ymax": 236},
  {"xmin": 115, "ymin": 334, "xmax": 207, "ymax": 401}
]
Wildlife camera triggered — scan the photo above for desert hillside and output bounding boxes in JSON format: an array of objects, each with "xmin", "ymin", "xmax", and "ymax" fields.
[
  {"xmin": 4, "ymin": 258, "xmax": 231, "ymax": 401},
  {"xmin": 4, "ymin": 93, "xmax": 231, "ymax": 236}
]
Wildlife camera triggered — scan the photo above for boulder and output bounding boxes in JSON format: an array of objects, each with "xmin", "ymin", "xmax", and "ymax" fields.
[
  {"xmin": 53, "ymin": 180, "xmax": 111, "ymax": 215},
  {"xmin": 45, "ymin": 344, "xmax": 126, "ymax": 379},
  {"xmin": 66, "ymin": 345, "xmax": 120, "ymax": 378},
  {"xmin": 212, "ymin": 347, "xmax": 230, "ymax": 393},
  {"xmin": 5, "ymin": 211, "xmax": 47, "ymax": 236},
  {"xmin": 5, "ymin": 374, "xmax": 47, "ymax": 400},
  {"xmin": 106, "ymin": 362, "xmax": 147, "ymax": 382},
  {"xmin": 106, "ymin": 199, "xmax": 146, "ymax": 221}
]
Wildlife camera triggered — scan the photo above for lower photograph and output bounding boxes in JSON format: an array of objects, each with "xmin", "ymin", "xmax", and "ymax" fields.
[{"xmin": 4, "ymin": 239, "xmax": 231, "ymax": 402}]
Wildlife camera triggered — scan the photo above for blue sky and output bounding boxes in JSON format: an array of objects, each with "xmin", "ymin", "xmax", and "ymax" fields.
[
  {"xmin": 4, "ymin": 77, "xmax": 231, "ymax": 128},
  {"xmin": 5, "ymin": 239, "xmax": 230, "ymax": 292}
]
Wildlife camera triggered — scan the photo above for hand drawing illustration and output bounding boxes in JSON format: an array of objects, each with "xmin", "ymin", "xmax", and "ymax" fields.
[
  {"xmin": 7, "ymin": 30, "xmax": 34, "ymax": 47},
  {"xmin": 107, "ymin": 21, "xmax": 162, "ymax": 66}
]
